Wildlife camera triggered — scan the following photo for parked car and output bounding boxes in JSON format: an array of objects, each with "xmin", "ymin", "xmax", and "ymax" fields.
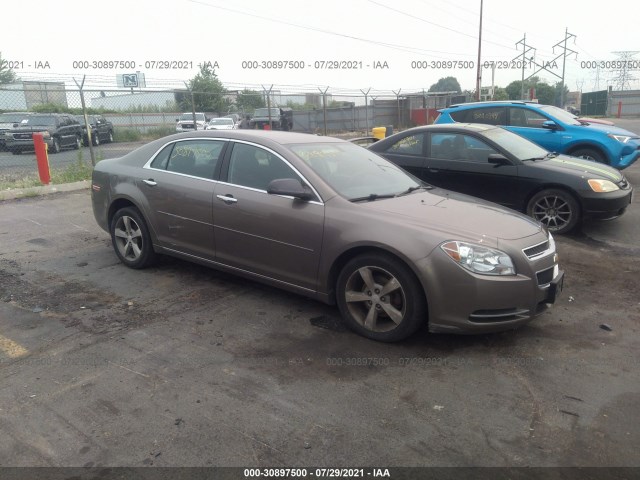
[
  {"xmin": 205, "ymin": 117, "xmax": 236, "ymax": 130},
  {"xmin": 175, "ymin": 112, "xmax": 207, "ymax": 132},
  {"xmin": 249, "ymin": 107, "xmax": 293, "ymax": 131},
  {"xmin": 74, "ymin": 114, "xmax": 114, "ymax": 146},
  {"xmin": 0, "ymin": 112, "xmax": 31, "ymax": 151},
  {"xmin": 434, "ymin": 101, "xmax": 640, "ymax": 169},
  {"xmin": 368, "ymin": 123, "xmax": 633, "ymax": 234},
  {"xmin": 92, "ymin": 130, "xmax": 563, "ymax": 342},
  {"xmin": 5, "ymin": 113, "xmax": 83, "ymax": 154}
]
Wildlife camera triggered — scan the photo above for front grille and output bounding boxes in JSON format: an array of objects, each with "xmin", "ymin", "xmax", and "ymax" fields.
[
  {"xmin": 13, "ymin": 133, "xmax": 31, "ymax": 140},
  {"xmin": 523, "ymin": 240, "xmax": 549, "ymax": 259},
  {"xmin": 181, "ymin": 123, "xmax": 195, "ymax": 130},
  {"xmin": 536, "ymin": 266, "xmax": 555, "ymax": 286}
]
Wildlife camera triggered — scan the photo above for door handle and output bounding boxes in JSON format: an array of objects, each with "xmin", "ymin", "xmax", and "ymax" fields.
[
  {"xmin": 427, "ymin": 168, "xmax": 440, "ymax": 173},
  {"xmin": 142, "ymin": 179, "xmax": 157, "ymax": 186},
  {"xmin": 216, "ymin": 194, "xmax": 238, "ymax": 204}
]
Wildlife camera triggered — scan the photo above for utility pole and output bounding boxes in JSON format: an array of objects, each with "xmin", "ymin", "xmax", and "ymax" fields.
[
  {"xmin": 318, "ymin": 86, "xmax": 329, "ymax": 135},
  {"xmin": 610, "ymin": 51, "xmax": 640, "ymax": 91},
  {"xmin": 552, "ymin": 28, "xmax": 577, "ymax": 106},
  {"xmin": 73, "ymin": 75, "xmax": 96, "ymax": 166},
  {"xmin": 475, "ymin": 0, "xmax": 483, "ymax": 101},
  {"xmin": 514, "ymin": 34, "xmax": 535, "ymax": 100}
]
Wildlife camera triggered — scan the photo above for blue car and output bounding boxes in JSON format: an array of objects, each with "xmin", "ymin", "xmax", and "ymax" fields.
[{"xmin": 435, "ymin": 101, "xmax": 640, "ymax": 169}]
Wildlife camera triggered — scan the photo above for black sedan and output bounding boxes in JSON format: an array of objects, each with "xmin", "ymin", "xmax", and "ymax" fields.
[{"xmin": 368, "ymin": 124, "xmax": 634, "ymax": 234}]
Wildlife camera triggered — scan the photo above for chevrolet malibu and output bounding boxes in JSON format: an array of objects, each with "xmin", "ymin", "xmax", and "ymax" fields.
[{"xmin": 91, "ymin": 131, "xmax": 564, "ymax": 342}]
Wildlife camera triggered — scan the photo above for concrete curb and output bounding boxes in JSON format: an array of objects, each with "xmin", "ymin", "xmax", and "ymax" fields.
[{"xmin": 0, "ymin": 180, "xmax": 90, "ymax": 201}]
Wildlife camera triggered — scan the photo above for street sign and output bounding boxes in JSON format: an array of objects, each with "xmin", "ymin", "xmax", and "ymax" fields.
[{"xmin": 116, "ymin": 73, "xmax": 146, "ymax": 88}]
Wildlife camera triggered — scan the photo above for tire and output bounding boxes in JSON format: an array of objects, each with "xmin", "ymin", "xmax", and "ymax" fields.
[
  {"xmin": 93, "ymin": 133, "xmax": 100, "ymax": 146},
  {"xmin": 107, "ymin": 131, "xmax": 114, "ymax": 143},
  {"xmin": 527, "ymin": 189, "xmax": 581, "ymax": 235},
  {"xmin": 51, "ymin": 138, "xmax": 61, "ymax": 154},
  {"xmin": 571, "ymin": 148, "xmax": 606, "ymax": 164},
  {"xmin": 73, "ymin": 135, "xmax": 82, "ymax": 150},
  {"xmin": 110, "ymin": 207, "xmax": 157, "ymax": 269},
  {"xmin": 336, "ymin": 253, "xmax": 427, "ymax": 342}
]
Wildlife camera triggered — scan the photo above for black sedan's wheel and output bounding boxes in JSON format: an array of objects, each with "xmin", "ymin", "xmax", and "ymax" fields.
[
  {"xmin": 527, "ymin": 189, "xmax": 580, "ymax": 234},
  {"xmin": 107, "ymin": 131, "xmax": 114, "ymax": 143},
  {"xmin": 93, "ymin": 133, "xmax": 100, "ymax": 146},
  {"xmin": 571, "ymin": 148, "xmax": 606, "ymax": 164},
  {"xmin": 336, "ymin": 253, "xmax": 426, "ymax": 342},
  {"xmin": 110, "ymin": 207, "xmax": 157, "ymax": 269},
  {"xmin": 73, "ymin": 135, "xmax": 82, "ymax": 150}
]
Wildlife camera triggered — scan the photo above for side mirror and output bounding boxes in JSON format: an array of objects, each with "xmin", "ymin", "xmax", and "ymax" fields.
[
  {"xmin": 542, "ymin": 120, "xmax": 559, "ymax": 130},
  {"xmin": 267, "ymin": 178, "xmax": 315, "ymax": 201},
  {"xmin": 488, "ymin": 153, "xmax": 510, "ymax": 166}
]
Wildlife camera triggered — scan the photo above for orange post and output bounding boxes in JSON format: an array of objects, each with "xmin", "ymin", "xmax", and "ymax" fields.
[
  {"xmin": 263, "ymin": 124, "xmax": 272, "ymax": 130},
  {"xmin": 33, "ymin": 133, "xmax": 51, "ymax": 185}
]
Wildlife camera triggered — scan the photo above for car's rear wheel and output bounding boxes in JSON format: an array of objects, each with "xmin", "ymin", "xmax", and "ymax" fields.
[
  {"xmin": 73, "ymin": 135, "xmax": 82, "ymax": 150},
  {"xmin": 527, "ymin": 189, "xmax": 580, "ymax": 234},
  {"xmin": 571, "ymin": 148, "xmax": 606, "ymax": 164},
  {"xmin": 336, "ymin": 253, "xmax": 426, "ymax": 342},
  {"xmin": 107, "ymin": 131, "xmax": 114, "ymax": 143},
  {"xmin": 110, "ymin": 207, "xmax": 157, "ymax": 269},
  {"xmin": 93, "ymin": 133, "xmax": 100, "ymax": 146}
]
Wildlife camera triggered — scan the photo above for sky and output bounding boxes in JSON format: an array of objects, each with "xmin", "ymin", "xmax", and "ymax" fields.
[{"xmin": 1, "ymin": 0, "xmax": 639, "ymax": 98}]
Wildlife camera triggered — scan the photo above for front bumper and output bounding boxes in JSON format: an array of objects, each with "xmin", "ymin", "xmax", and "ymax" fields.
[
  {"xmin": 581, "ymin": 186, "xmax": 633, "ymax": 220},
  {"xmin": 417, "ymin": 237, "xmax": 562, "ymax": 334},
  {"xmin": 616, "ymin": 147, "xmax": 640, "ymax": 170}
]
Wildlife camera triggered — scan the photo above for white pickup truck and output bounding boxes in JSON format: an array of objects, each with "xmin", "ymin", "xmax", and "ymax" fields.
[{"xmin": 175, "ymin": 112, "xmax": 207, "ymax": 132}]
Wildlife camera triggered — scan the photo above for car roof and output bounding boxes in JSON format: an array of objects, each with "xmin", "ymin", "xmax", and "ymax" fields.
[
  {"xmin": 444, "ymin": 101, "xmax": 544, "ymax": 110},
  {"xmin": 401, "ymin": 123, "xmax": 500, "ymax": 133},
  {"xmin": 160, "ymin": 129, "xmax": 343, "ymax": 146}
]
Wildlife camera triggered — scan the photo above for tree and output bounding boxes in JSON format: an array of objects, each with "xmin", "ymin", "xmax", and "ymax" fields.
[
  {"xmin": 177, "ymin": 64, "xmax": 229, "ymax": 114},
  {"xmin": 504, "ymin": 76, "xmax": 554, "ymax": 104},
  {"xmin": 235, "ymin": 89, "xmax": 265, "ymax": 113},
  {"xmin": 428, "ymin": 76, "xmax": 462, "ymax": 93},
  {"xmin": 0, "ymin": 51, "xmax": 18, "ymax": 84},
  {"xmin": 493, "ymin": 87, "xmax": 508, "ymax": 101},
  {"xmin": 554, "ymin": 82, "xmax": 570, "ymax": 107}
]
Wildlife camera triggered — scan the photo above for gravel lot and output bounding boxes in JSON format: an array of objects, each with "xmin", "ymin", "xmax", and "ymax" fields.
[{"xmin": 0, "ymin": 125, "xmax": 639, "ymax": 473}]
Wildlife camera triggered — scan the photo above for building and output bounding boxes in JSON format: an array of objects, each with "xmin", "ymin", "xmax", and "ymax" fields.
[{"xmin": 0, "ymin": 81, "xmax": 67, "ymax": 110}]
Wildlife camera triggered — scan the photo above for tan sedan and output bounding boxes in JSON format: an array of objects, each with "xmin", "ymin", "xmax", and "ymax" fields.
[{"xmin": 91, "ymin": 130, "xmax": 563, "ymax": 341}]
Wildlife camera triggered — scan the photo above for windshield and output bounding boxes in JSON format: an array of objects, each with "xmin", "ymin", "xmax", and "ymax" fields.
[
  {"xmin": 0, "ymin": 113, "xmax": 30, "ymax": 124},
  {"xmin": 254, "ymin": 108, "xmax": 281, "ymax": 117},
  {"xmin": 75, "ymin": 116, "xmax": 89, "ymax": 125},
  {"xmin": 289, "ymin": 142, "xmax": 421, "ymax": 200},
  {"xmin": 209, "ymin": 118, "xmax": 233, "ymax": 125},
  {"xmin": 539, "ymin": 105, "xmax": 582, "ymax": 126},
  {"xmin": 481, "ymin": 127, "xmax": 548, "ymax": 161},
  {"xmin": 179, "ymin": 113, "xmax": 205, "ymax": 121},
  {"xmin": 22, "ymin": 116, "xmax": 56, "ymax": 127}
]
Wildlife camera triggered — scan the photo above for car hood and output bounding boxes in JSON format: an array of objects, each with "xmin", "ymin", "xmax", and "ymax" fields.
[
  {"xmin": 359, "ymin": 189, "xmax": 542, "ymax": 242},
  {"xmin": 538, "ymin": 155, "xmax": 624, "ymax": 182},
  {"xmin": 575, "ymin": 122, "xmax": 640, "ymax": 139}
]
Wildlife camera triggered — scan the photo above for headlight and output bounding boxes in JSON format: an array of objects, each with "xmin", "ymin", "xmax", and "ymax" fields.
[
  {"xmin": 441, "ymin": 241, "xmax": 515, "ymax": 276},
  {"xmin": 607, "ymin": 134, "xmax": 632, "ymax": 143},
  {"xmin": 588, "ymin": 179, "xmax": 619, "ymax": 192}
]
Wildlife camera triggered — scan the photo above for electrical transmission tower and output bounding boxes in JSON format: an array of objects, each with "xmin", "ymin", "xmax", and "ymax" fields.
[{"xmin": 610, "ymin": 51, "xmax": 640, "ymax": 91}]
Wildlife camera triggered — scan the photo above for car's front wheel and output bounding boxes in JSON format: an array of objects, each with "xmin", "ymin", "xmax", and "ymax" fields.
[
  {"xmin": 336, "ymin": 253, "xmax": 426, "ymax": 342},
  {"xmin": 571, "ymin": 148, "xmax": 606, "ymax": 164},
  {"xmin": 107, "ymin": 131, "xmax": 114, "ymax": 143},
  {"xmin": 527, "ymin": 189, "xmax": 580, "ymax": 234},
  {"xmin": 110, "ymin": 207, "xmax": 157, "ymax": 269},
  {"xmin": 93, "ymin": 133, "xmax": 100, "ymax": 146},
  {"xmin": 73, "ymin": 135, "xmax": 82, "ymax": 150}
]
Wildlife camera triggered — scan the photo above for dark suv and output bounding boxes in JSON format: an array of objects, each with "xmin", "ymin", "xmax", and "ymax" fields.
[
  {"xmin": 0, "ymin": 112, "xmax": 31, "ymax": 151},
  {"xmin": 75, "ymin": 114, "xmax": 114, "ymax": 146},
  {"xmin": 5, "ymin": 113, "xmax": 83, "ymax": 154}
]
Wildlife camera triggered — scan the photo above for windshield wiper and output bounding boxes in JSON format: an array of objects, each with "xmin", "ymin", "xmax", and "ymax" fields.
[
  {"xmin": 350, "ymin": 193, "xmax": 397, "ymax": 202},
  {"xmin": 522, "ymin": 152, "xmax": 559, "ymax": 162},
  {"xmin": 395, "ymin": 185, "xmax": 433, "ymax": 196}
]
